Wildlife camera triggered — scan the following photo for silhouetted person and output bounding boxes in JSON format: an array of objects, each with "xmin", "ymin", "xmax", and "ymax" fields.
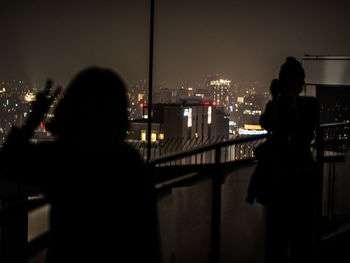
[
  {"xmin": 0, "ymin": 67, "xmax": 160, "ymax": 262},
  {"xmin": 247, "ymin": 57, "xmax": 319, "ymax": 262}
]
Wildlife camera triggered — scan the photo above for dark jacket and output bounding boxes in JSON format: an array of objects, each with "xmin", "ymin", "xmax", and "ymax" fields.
[
  {"xmin": 1, "ymin": 128, "xmax": 159, "ymax": 262},
  {"xmin": 247, "ymin": 96, "xmax": 319, "ymax": 205}
]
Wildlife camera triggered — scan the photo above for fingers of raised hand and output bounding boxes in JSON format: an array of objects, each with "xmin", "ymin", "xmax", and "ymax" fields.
[
  {"xmin": 44, "ymin": 79, "xmax": 53, "ymax": 95},
  {"xmin": 53, "ymin": 86, "xmax": 62, "ymax": 99},
  {"xmin": 39, "ymin": 79, "xmax": 61, "ymax": 102},
  {"xmin": 34, "ymin": 80, "xmax": 62, "ymax": 113}
]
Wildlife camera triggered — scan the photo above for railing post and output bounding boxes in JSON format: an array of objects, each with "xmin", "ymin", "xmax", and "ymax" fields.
[
  {"xmin": 316, "ymin": 126, "xmax": 324, "ymax": 170},
  {"xmin": 211, "ymin": 146, "xmax": 221, "ymax": 263},
  {"xmin": 147, "ymin": 0, "xmax": 154, "ymax": 163},
  {"xmin": 315, "ymin": 126, "xmax": 324, "ymax": 254}
]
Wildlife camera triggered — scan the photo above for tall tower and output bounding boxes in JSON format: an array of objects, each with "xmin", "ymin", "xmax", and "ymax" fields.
[{"xmin": 206, "ymin": 75, "xmax": 231, "ymax": 112}]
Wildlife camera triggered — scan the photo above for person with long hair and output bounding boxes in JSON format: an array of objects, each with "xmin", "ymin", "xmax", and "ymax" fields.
[{"xmin": 1, "ymin": 67, "xmax": 160, "ymax": 262}]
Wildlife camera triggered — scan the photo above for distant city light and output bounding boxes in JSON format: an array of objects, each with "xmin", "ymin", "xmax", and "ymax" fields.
[
  {"xmin": 238, "ymin": 128, "xmax": 267, "ymax": 135},
  {"xmin": 244, "ymin": 124, "xmax": 263, "ymax": 130},
  {"xmin": 141, "ymin": 130, "xmax": 147, "ymax": 141},
  {"xmin": 187, "ymin": 108, "xmax": 192, "ymax": 127},
  {"xmin": 151, "ymin": 132, "xmax": 157, "ymax": 142},
  {"xmin": 208, "ymin": 106, "xmax": 212, "ymax": 124},
  {"xmin": 210, "ymin": 79, "xmax": 231, "ymax": 86},
  {"xmin": 184, "ymin": 108, "xmax": 189, "ymax": 117},
  {"xmin": 237, "ymin": 97, "xmax": 244, "ymax": 103},
  {"xmin": 229, "ymin": 121, "xmax": 236, "ymax": 126},
  {"xmin": 199, "ymin": 101, "xmax": 216, "ymax": 106},
  {"xmin": 24, "ymin": 92, "xmax": 36, "ymax": 102},
  {"xmin": 243, "ymin": 109, "xmax": 262, "ymax": 115}
]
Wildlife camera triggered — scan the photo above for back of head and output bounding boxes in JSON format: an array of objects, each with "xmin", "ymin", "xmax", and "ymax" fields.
[
  {"xmin": 278, "ymin": 57, "xmax": 305, "ymax": 95},
  {"xmin": 48, "ymin": 67, "xmax": 128, "ymax": 149}
]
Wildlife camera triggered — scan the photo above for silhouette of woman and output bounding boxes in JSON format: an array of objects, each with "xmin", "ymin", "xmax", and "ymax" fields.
[
  {"xmin": 248, "ymin": 57, "xmax": 319, "ymax": 262},
  {"xmin": 0, "ymin": 67, "xmax": 160, "ymax": 262}
]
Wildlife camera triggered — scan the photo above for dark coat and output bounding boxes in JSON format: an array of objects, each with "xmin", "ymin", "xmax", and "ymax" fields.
[{"xmin": 1, "ymin": 128, "xmax": 159, "ymax": 262}]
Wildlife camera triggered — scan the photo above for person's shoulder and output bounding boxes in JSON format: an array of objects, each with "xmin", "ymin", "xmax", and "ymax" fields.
[
  {"xmin": 115, "ymin": 143, "xmax": 144, "ymax": 164},
  {"xmin": 119, "ymin": 143, "xmax": 142, "ymax": 157}
]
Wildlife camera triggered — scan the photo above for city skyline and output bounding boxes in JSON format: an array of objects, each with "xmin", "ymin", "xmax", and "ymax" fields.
[{"xmin": 1, "ymin": 0, "xmax": 350, "ymax": 91}]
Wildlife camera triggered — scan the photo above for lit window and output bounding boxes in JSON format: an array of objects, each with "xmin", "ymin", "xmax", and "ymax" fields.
[
  {"xmin": 187, "ymin": 108, "xmax": 192, "ymax": 127},
  {"xmin": 159, "ymin": 133, "xmax": 164, "ymax": 140},
  {"xmin": 151, "ymin": 132, "xmax": 157, "ymax": 142},
  {"xmin": 208, "ymin": 106, "xmax": 212, "ymax": 124},
  {"xmin": 184, "ymin": 108, "xmax": 189, "ymax": 116},
  {"xmin": 141, "ymin": 130, "xmax": 147, "ymax": 141}
]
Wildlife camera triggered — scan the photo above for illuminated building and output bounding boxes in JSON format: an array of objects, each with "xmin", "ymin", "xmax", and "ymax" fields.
[
  {"xmin": 238, "ymin": 124, "xmax": 267, "ymax": 136},
  {"xmin": 205, "ymin": 75, "xmax": 232, "ymax": 112},
  {"xmin": 302, "ymin": 56, "xmax": 350, "ymax": 149},
  {"xmin": 183, "ymin": 103, "xmax": 228, "ymax": 141},
  {"xmin": 128, "ymin": 103, "xmax": 229, "ymax": 145},
  {"xmin": 126, "ymin": 79, "xmax": 149, "ymax": 120},
  {"xmin": 194, "ymin": 88, "xmax": 211, "ymax": 101},
  {"xmin": 302, "ymin": 56, "xmax": 350, "ymax": 124},
  {"xmin": 173, "ymin": 86, "xmax": 193, "ymax": 103},
  {"xmin": 24, "ymin": 92, "xmax": 36, "ymax": 102}
]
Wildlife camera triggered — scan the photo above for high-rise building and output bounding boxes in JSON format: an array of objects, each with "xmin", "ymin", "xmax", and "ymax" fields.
[
  {"xmin": 129, "ymin": 103, "xmax": 229, "ymax": 143},
  {"xmin": 205, "ymin": 75, "xmax": 232, "ymax": 112},
  {"xmin": 302, "ymin": 55, "xmax": 350, "ymax": 124}
]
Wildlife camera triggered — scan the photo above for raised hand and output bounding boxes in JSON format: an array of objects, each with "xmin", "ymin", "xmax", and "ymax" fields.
[{"xmin": 24, "ymin": 79, "xmax": 61, "ymax": 135}]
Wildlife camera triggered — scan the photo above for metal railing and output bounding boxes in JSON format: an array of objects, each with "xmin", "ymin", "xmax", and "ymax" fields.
[
  {"xmin": 151, "ymin": 135, "xmax": 267, "ymax": 166},
  {"xmin": 314, "ymin": 122, "xmax": 350, "ymax": 238},
  {"xmin": 151, "ymin": 134, "xmax": 267, "ymax": 263},
  {"xmin": 316, "ymin": 122, "xmax": 350, "ymax": 161},
  {"xmin": 0, "ymin": 123, "xmax": 349, "ymax": 263},
  {"xmin": 127, "ymin": 136, "xmax": 234, "ymax": 161}
]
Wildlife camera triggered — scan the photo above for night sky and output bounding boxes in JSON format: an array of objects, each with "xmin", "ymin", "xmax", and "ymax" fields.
[{"xmin": 1, "ymin": 0, "xmax": 350, "ymax": 91}]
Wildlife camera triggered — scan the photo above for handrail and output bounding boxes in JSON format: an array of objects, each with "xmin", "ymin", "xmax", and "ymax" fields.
[
  {"xmin": 154, "ymin": 158, "xmax": 256, "ymax": 193},
  {"xmin": 150, "ymin": 134, "xmax": 267, "ymax": 166},
  {"xmin": 320, "ymin": 122, "xmax": 350, "ymax": 128}
]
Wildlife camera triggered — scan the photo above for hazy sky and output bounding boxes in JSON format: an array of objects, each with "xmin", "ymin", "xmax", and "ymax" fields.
[{"xmin": 1, "ymin": 0, "xmax": 350, "ymax": 91}]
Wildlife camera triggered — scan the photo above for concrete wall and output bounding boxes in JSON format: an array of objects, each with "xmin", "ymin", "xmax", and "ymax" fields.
[
  {"xmin": 323, "ymin": 151, "xmax": 350, "ymax": 220},
  {"xmin": 157, "ymin": 162, "xmax": 266, "ymax": 263}
]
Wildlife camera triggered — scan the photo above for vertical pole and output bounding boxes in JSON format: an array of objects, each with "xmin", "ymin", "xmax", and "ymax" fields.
[
  {"xmin": 147, "ymin": 0, "xmax": 155, "ymax": 163},
  {"xmin": 329, "ymin": 162, "xmax": 335, "ymax": 225},
  {"xmin": 315, "ymin": 126, "xmax": 324, "ymax": 254},
  {"xmin": 211, "ymin": 146, "xmax": 221, "ymax": 263}
]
